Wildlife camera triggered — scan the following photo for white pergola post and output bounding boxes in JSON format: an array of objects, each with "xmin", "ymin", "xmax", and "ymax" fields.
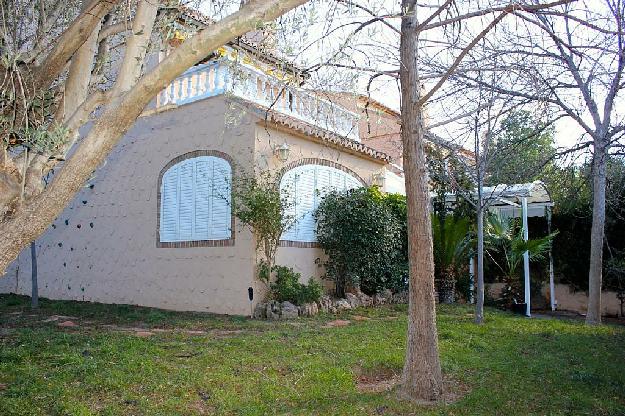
[
  {"xmin": 547, "ymin": 206, "xmax": 556, "ymax": 311},
  {"xmin": 522, "ymin": 197, "xmax": 531, "ymax": 317},
  {"xmin": 469, "ymin": 257, "xmax": 475, "ymax": 304}
]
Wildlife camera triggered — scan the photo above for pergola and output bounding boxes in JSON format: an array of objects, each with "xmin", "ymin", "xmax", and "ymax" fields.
[{"xmin": 444, "ymin": 181, "xmax": 555, "ymax": 316}]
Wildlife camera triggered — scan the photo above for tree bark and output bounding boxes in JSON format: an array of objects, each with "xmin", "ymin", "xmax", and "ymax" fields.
[
  {"xmin": 586, "ymin": 139, "xmax": 608, "ymax": 324},
  {"xmin": 475, "ymin": 202, "xmax": 485, "ymax": 324},
  {"xmin": 114, "ymin": 0, "xmax": 159, "ymax": 93},
  {"xmin": 30, "ymin": 241, "xmax": 39, "ymax": 309},
  {"xmin": 398, "ymin": 0, "xmax": 443, "ymax": 402},
  {"xmin": 33, "ymin": 0, "xmax": 120, "ymax": 90},
  {"xmin": 0, "ymin": 0, "xmax": 308, "ymax": 274}
]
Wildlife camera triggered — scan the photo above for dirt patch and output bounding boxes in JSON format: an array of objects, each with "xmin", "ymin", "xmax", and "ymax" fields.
[
  {"xmin": 354, "ymin": 366, "xmax": 470, "ymax": 404},
  {"xmin": 352, "ymin": 315, "xmax": 371, "ymax": 321},
  {"xmin": 322, "ymin": 319, "xmax": 351, "ymax": 328},
  {"xmin": 57, "ymin": 320, "xmax": 78, "ymax": 328},
  {"xmin": 354, "ymin": 366, "xmax": 400, "ymax": 393}
]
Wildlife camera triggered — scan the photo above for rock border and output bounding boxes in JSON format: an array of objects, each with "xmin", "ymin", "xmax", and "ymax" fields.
[{"xmin": 253, "ymin": 289, "xmax": 409, "ymax": 320}]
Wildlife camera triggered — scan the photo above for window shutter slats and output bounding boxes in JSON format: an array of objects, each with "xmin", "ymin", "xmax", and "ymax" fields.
[
  {"xmin": 160, "ymin": 165, "xmax": 180, "ymax": 242},
  {"xmin": 296, "ymin": 167, "xmax": 317, "ymax": 242},
  {"xmin": 280, "ymin": 164, "xmax": 362, "ymax": 243},
  {"xmin": 194, "ymin": 159, "xmax": 212, "ymax": 240},
  {"xmin": 159, "ymin": 155, "xmax": 232, "ymax": 243},
  {"xmin": 281, "ymin": 171, "xmax": 298, "ymax": 241},
  {"xmin": 178, "ymin": 161, "xmax": 195, "ymax": 241},
  {"xmin": 210, "ymin": 159, "xmax": 232, "ymax": 239}
]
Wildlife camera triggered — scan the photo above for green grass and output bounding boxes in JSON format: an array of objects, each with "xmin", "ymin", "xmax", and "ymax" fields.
[{"xmin": 1, "ymin": 294, "xmax": 624, "ymax": 415}]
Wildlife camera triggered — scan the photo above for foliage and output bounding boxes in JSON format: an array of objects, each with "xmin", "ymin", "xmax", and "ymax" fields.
[
  {"xmin": 431, "ymin": 214, "xmax": 471, "ymax": 303},
  {"xmin": 428, "ymin": 146, "xmax": 475, "ymax": 220},
  {"xmin": 1, "ymin": 295, "xmax": 625, "ymax": 415},
  {"xmin": 546, "ymin": 156, "xmax": 625, "ymax": 291},
  {"xmin": 231, "ymin": 171, "xmax": 295, "ymax": 284},
  {"xmin": 486, "ymin": 215, "xmax": 556, "ymax": 307},
  {"xmin": 432, "ymin": 215, "xmax": 471, "ymax": 272},
  {"xmin": 487, "ymin": 111, "xmax": 556, "ymax": 186},
  {"xmin": 269, "ymin": 265, "xmax": 323, "ymax": 306},
  {"xmin": 315, "ymin": 187, "xmax": 405, "ymax": 297},
  {"xmin": 605, "ymin": 252, "xmax": 625, "ymax": 316}
]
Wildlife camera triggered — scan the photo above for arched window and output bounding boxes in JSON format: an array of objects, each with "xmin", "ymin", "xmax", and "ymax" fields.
[
  {"xmin": 159, "ymin": 155, "xmax": 232, "ymax": 243},
  {"xmin": 280, "ymin": 163, "xmax": 362, "ymax": 243}
]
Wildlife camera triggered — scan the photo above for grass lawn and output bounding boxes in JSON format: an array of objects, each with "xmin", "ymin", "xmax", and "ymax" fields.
[{"xmin": 1, "ymin": 294, "xmax": 624, "ymax": 415}]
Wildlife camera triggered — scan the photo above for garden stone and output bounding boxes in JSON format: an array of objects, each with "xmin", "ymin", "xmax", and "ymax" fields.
[
  {"xmin": 345, "ymin": 293, "xmax": 361, "ymax": 308},
  {"xmin": 318, "ymin": 296, "xmax": 334, "ymax": 313},
  {"xmin": 281, "ymin": 301, "xmax": 299, "ymax": 319},
  {"xmin": 391, "ymin": 291, "xmax": 408, "ymax": 304},
  {"xmin": 373, "ymin": 293, "xmax": 386, "ymax": 305},
  {"xmin": 253, "ymin": 303, "xmax": 267, "ymax": 319},
  {"xmin": 266, "ymin": 301, "xmax": 281, "ymax": 320},
  {"xmin": 354, "ymin": 290, "xmax": 373, "ymax": 307},
  {"xmin": 334, "ymin": 299, "xmax": 351, "ymax": 310},
  {"xmin": 299, "ymin": 302, "xmax": 319, "ymax": 317}
]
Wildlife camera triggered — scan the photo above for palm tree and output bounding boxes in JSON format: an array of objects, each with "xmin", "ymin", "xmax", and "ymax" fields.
[
  {"xmin": 485, "ymin": 215, "xmax": 555, "ymax": 308},
  {"xmin": 431, "ymin": 215, "xmax": 471, "ymax": 303}
]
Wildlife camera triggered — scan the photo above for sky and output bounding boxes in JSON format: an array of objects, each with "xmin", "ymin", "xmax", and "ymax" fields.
[{"xmin": 198, "ymin": 0, "xmax": 623, "ymax": 154}]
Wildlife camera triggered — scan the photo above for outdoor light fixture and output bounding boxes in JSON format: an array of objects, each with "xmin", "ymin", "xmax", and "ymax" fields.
[
  {"xmin": 274, "ymin": 142, "xmax": 290, "ymax": 162},
  {"xmin": 372, "ymin": 169, "xmax": 386, "ymax": 188}
]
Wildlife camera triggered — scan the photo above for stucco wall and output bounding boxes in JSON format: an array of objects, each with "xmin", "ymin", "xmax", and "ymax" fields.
[
  {"xmin": 0, "ymin": 98, "xmax": 390, "ymax": 313},
  {"xmin": 0, "ymin": 97, "xmax": 260, "ymax": 315},
  {"xmin": 254, "ymin": 124, "xmax": 386, "ymax": 286}
]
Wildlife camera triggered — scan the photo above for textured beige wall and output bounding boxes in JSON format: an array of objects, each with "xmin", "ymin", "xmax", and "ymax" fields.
[
  {"xmin": 1, "ymin": 97, "xmax": 261, "ymax": 315},
  {"xmin": 0, "ymin": 99, "xmax": 389, "ymax": 313}
]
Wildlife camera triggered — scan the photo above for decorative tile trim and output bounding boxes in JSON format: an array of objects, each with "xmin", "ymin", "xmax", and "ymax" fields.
[
  {"xmin": 156, "ymin": 150, "xmax": 236, "ymax": 248},
  {"xmin": 278, "ymin": 158, "xmax": 365, "ymax": 248}
]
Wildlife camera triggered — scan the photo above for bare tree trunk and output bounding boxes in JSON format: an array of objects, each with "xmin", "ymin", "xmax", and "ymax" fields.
[
  {"xmin": 475, "ymin": 201, "xmax": 485, "ymax": 324},
  {"xmin": 586, "ymin": 140, "xmax": 608, "ymax": 324},
  {"xmin": 30, "ymin": 241, "xmax": 39, "ymax": 308},
  {"xmin": 398, "ymin": 0, "xmax": 443, "ymax": 402},
  {"xmin": 0, "ymin": 0, "xmax": 308, "ymax": 273}
]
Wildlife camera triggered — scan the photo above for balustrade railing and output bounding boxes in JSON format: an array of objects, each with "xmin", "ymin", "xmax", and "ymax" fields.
[{"xmin": 157, "ymin": 61, "xmax": 360, "ymax": 141}]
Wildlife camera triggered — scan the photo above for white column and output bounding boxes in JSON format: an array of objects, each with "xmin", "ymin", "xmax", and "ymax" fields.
[
  {"xmin": 522, "ymin": 197, "xmax": 531, "ymax": 317},
  {"xmin": 469, "ymin": 257, "xmax": 475, "ymax": 304}
]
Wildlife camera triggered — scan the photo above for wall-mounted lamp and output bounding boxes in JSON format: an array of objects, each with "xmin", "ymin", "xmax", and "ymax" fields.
[
  {"xmin": 273, "ymin": 142, "xmax": 290, "ymax": 162},
  {"xmin": 372, "ymin": 169, "xmax": 386, "ymax": 188}
]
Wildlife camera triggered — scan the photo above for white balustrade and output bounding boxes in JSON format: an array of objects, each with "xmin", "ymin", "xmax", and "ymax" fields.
[{"xmin": 157, "ymin": 61, "xmax": 360, "ymax": 141}]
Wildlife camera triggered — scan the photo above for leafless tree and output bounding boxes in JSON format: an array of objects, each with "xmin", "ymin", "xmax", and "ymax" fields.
[{"xmin": 440, "ymin": 0, "xmax": 625, "ymax": 324}]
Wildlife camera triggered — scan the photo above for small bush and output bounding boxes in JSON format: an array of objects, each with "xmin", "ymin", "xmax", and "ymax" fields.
[{"xmin": 270, "ymin": 265, "xmax": 323, "ymax": 305}]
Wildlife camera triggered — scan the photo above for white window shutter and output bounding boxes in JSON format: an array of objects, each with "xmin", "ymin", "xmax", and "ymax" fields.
[
  {"xmin": 194, "ymin": 159, "xmax": 211, "ymax": 240},
  {"xmin": 160, "ymin": 165, "xmax": 180, "ymax": 242},
  {"xmin": 177, "ymin": 161, "xmax": 195, "ymax": 241},
  {"xmin": 210, "ymin": 158, "xmax": 232, "ymax": 239},
  {"xmin": 159, "ymin": 155, "xmax": 232, "ymax": 243},
  {"xmin": 280, "ymin": 170, "xmax": 298, "ymax": 240},
  {"xmin": 279, "ymin": 164, "xmax": 362, "ymax": 243},
  {"xmin": 297, "ymin": 166, "xmax": 318, "ymax": 242}
]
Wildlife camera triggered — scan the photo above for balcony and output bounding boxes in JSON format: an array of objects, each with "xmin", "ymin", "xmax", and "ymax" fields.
[{"xmin": 157, "ymin": 61, "xmax": 361, "ymax": 142}]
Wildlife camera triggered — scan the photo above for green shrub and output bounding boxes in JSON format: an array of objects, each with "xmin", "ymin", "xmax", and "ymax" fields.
[
  {"xmin": 270, "ymin": 265, "xmax": 323, "ymax": 305},
  {"xmin": 315, "ymin": 187, "xmax": 407, "ymax": 296}
]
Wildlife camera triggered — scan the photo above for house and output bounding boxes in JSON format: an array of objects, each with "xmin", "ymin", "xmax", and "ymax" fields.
[{"xmin": 0, "ymin": 19, "xmax": 398, "ymax": 315}]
